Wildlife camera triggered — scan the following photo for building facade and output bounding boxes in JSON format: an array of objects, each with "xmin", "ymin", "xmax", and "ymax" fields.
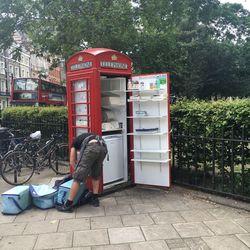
[{"xmin": 0, "ymin": 32, "xmax": 64, "ymax": 110}]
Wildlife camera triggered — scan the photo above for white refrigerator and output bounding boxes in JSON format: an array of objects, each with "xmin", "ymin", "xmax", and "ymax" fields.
[{"xmin": 102, "ymin": 134, "xmax": 124, "ymax": 184}]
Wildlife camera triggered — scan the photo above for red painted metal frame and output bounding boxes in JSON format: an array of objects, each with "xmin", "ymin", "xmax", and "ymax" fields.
[{"xmin": 66, "ymin": 48, "xmax": 132, "ymax": 192}]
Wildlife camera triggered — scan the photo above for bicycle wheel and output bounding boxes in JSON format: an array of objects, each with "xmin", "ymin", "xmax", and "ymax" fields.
[
  {"xmin": 49, "ymin": 143, "xmax": 70, "ymax": 175},
  {"xmin": 1, "ymin": 150, "xmax": 35, "ymax": 185}
]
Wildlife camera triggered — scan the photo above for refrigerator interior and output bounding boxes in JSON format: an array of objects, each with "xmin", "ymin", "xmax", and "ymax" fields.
[{"xmin": 101, "ymin": 77, "xmax": 128, "ymax": 187}]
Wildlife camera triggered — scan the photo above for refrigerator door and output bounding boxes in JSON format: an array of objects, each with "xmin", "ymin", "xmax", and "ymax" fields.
[{"xmin": 103, "ymin": 135, "xmax": 124, "ymax": 184}]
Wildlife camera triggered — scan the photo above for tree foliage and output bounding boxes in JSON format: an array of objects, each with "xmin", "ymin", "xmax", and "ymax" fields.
[{"xmin": 0, "ymin": 0, "xmax": 249, "ymax": 98}]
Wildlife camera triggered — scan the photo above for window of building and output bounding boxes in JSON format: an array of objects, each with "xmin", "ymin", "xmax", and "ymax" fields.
[
  {"xmin": 0, "ymin": 80, "xmax": 6, "ymax": 92},
  {"xmin": 15, "ymin": 67, "xmax": 19, "ymax": 77},
  {"xmin": 21, "ymin": 69, "xmax": 24, "ymax": 77},
  {"xmin": 9, "ymin": 65, "xmax": 13, "ymax": 74},
  {"xmin": 0, "ymin": 61, "xmax": 5, "ymax": 74}
]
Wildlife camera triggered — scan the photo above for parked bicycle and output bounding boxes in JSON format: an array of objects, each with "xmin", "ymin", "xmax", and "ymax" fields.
[
  {"xmin": 0, "ymin": 133, "xmax": 70, "ymax": 185},
  {"xmin": 0, "ymin": 127, "xmax": 25, "ymax": 157}
]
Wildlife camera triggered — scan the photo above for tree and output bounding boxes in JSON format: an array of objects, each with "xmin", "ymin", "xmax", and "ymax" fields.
[{"xmin": 0, "ymin": 0, "xmax": 249, "ymax": 98}]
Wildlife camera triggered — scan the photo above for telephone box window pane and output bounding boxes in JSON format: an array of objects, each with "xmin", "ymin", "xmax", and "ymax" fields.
[
  {"xmin": 76, "ymin": 128, "xmax": 88, "ymax": 136},
  {"xmin": 75, "ymin": 104, "xmax": 88, "ymax": 115},
  {"xmin": 74, "ymin": 92, "xmax": 87, "ymax": 102},
  {"xmin": 75, "ymin": 116, "xmax": 88, "ymax": 127},
  {"xmin": 74, "ymin": 80, "xmax": 87, "ymax": 91}
]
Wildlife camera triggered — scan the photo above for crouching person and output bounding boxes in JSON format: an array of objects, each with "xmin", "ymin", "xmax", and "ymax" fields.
[{"xmin": 56, "ymin": 132, "xmax": 107, "ymax": 212}]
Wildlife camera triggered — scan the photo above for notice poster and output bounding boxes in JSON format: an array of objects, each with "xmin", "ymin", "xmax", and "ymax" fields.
[{"xmin": 131, "ymin": 73, "xmax": 168, "ymax": 91}]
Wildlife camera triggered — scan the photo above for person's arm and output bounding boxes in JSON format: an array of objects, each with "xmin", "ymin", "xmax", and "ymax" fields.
[{"xmin": 70, "ymin": 147, "xmax": 77, "ymax": 167}]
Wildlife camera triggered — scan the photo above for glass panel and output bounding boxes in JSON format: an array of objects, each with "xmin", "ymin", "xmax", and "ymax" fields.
[
  {"xmin": 74, "ymin": 92, "xmax": 87, "ymax": 102},
  {"xmin": 74, "ymin": 80, "xmax": 86, "ymax": 91},
  {"xmin": 13, "ymin": 92, "xmax": 37, "ymax": 100},
  {"xmin": 75, "ymin": 116, "xmax": 88, "ymax": 127},
  {"xmin": 48, "ymin": 93, "xmax": 64, "ymax": 101},
  {"xmin": 75, "ymin": 104, "xmax": 88, "ymax": 115},
  {"xmin": 76, "ymin": 128, "xmax": 88, "ymax": 136},
  {"xmin": 14, "ymin": 79, "xmax": 38, "ymax": 91}
]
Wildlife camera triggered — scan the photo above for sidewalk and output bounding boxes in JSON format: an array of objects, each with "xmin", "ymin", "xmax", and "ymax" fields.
[{"xmin": 0, "ymin": 170, "xmax": 249, "ymax": 250}]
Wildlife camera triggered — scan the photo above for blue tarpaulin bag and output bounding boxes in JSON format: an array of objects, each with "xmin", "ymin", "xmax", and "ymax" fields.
[
  {"xmin": 56, "ymin": 179, "xmax": 86, "ymax": 206},
  {"xmin": 29, "ymin": 184, "xmax": 57, "ymax": 209},
  {"xmin": 1, "ymin": 186, "xmax": 31, "ymax": 215}
]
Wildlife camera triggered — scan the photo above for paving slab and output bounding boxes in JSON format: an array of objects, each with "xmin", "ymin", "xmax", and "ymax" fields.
[
  {"xmin": 183, "ymin": 237, "xmax": 210, "ymax": 250},
  {"xmin": 76, "ymin": 205, "xmax": 105, "ymax": 218},
  {"xmin": 0, "ymin": 222, "xmax": 26, "ymax": 236},
  {"xmin": 58, "ymin": 218, "xmax": 90, "ymax": 232},
  {"xmin": 99, "ymin": 197, "xmax": 117, "ymax": 206},
  {"xmin": 236, "ymin": 234, "xmax": 250, "ymax": 248},
  {"xmin": 92, "ymin": 244, "xmax": 130, "ymax": 250},
  {"xmin": 23, "ymin": 219, "xmax": 59, "ymax": 234},
  {"xmin": 130, "ymin": 240, "xmax": 169, "ymax": 249},
  {"xmin": 202, "ymin": 235, "xmax": 250, "ymax": 250},
  {"xmin": 204, "ymin": 219, "xmax": 248, "ymax": 235},
  {"xmin": 55, "ymin": 247, "xmax": 91, "ymax": 250},
  {"xmin": 91, "ymin": 215, "xmax": 123, "ymax": 229},
  {"xmin": 73, "ymin": 229, "xmax": 109, "ymax": 247},
  {"xmin": 234, "ymin": 218, "xmax": 250, "ymax": 232},
  {"xmin": 131, "ymin": 203, "xmax": 161, "ymax": 214},
  {"xmin": 0, "ymin": 235, "xmax": 37, "ymax": 250},
  {"xmin": 207, "ymin": 207, "xmax": 249, "ymax": 220},
  {"xmin": 34, "ymin": 232, "xmax": 73, "ymax": 249},
  {"xmin": 115, "ymin": 196, "xmax": 144, "ymax": 205},
  {"xmin": 121, "ymin": 213, "xmax": 154, "ymax": 226},
  {"xmin": 179, "ymin": 209, "xmax": 216, "ymax": 222},
  {"xmin": 1, "ymin": 173, "xmax": 250, "ymax": 250},
  {"xmin": 14, "ymin": 208, "xmax": 47, "ymax": 222},
  {"xmin": 105, "ymin": 204, "xmax": 134, "ymax": 216},
  {"xmin": 173, "ymin": 222, "xmax": 214, "ymax": 238},
  {"xmin": 108, "ymin": 226, "xmax": 145, "ymax": 244},
  {"xmin": 0, "ymin": 213, "xmax": 16, "ymax": 224},
  {"xmin": 157, "ymin": 200, "xmax": 190, "ymax": 211},
  {"xmin": 141, "ymin": 224, "xmax": 180, "ymax": 240},
  {"xmin": 150, "ymin": 211, "xmax": 185, "ymax": 224},
  {"xmin": 46, "ymin": 209, "xmax": 75, "ymax": 220}
]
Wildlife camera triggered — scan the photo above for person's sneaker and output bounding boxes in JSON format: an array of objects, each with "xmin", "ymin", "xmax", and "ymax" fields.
[
  {"xmin": 90, "ymin": 196, "xmax": 100, "ymax": 207},
  {"xmin": 56, "ymin": 203, "xmax": 73, "ymax": 213}
]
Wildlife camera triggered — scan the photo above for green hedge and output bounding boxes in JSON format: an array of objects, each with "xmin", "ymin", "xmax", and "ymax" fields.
[
  {"xmin": 1, "ymin": 106, "xmax": 68, "ymax": 138},
  {"xmin": 171, "ymin": 98, "xmax": 250, "ymax": 197},
  {"xmin": 170, "ymin": 98, "xmax": 250, "ymax": 137}
]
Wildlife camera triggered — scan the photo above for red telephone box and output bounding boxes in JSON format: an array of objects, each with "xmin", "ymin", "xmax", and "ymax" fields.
[{"xmin": 66, "ymin": 48, "xmax": 171, "ymax": 192}]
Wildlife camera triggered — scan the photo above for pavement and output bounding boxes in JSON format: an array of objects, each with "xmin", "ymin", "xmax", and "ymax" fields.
[{"xmin": 0, "ymin": 169, "xmax": 249, "ymax": 250}]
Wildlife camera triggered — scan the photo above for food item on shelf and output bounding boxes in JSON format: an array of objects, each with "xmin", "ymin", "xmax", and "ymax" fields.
[
  {"xmin": 135, "ymin": 128, "xmax": 159, "ymax": 133},
  {"xmin": 135, "ymin": 110, "xmax": 148, "ymax": 116}
]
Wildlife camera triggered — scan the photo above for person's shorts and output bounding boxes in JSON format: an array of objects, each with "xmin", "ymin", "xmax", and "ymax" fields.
[{"xmin": 73, "ymin": 142, "xmax": 107, "ymax": 182}]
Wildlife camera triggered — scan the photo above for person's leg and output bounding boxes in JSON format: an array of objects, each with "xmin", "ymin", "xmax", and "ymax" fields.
[
  {"xmin": 57, "ymin": 145, "xmax": 97, "ymax": 212},
  {"xmin": 92, "ymin": 178, "xmax": 99, "ymax": 194},
  {"xmin": 68, "ymin": 180, "xmax": 80, "ymax": 200},
  {"xmin": 89, "ymin": 144, "xmax": 107, "ymax": 207}
]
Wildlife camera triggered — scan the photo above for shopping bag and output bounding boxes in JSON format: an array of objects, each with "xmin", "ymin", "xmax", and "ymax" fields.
[
  {"xmin": 56, "ymin": 179, "xmax": 86, "ymax": 206},
  {"xmin": 1, "ymin": 186, "xmax": 31, "ymax": 215},
  {"xmin": 29, "ymin": 184, "xmax": 57, "ymax": 209}
]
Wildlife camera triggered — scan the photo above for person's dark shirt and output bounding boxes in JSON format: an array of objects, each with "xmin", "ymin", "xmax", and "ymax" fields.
[{"xmin": 71, "ymin": 132, "xmax": 96, "ymax": 150}]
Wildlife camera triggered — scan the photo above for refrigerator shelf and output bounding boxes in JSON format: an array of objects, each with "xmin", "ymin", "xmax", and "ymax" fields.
[
  {"xmin": 132, "ymin": 159, "xmax": 171, "ymax": 163},
  {"xmin": 131, "ymin": 149, "xmax": 170, "ymax": 153},
  {"xmin": 127, "ymin": 131, "xmax": 168, "ymax": 136},
  {"xmin": 127, "ymin": 115, "xmax": 167, "ymax": 119}
]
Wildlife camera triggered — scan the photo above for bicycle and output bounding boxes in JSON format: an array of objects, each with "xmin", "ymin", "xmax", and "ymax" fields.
[
  {"xmin": 0, "ymin": 133, "xmax": 70, "ymax": 185},
  {"xmin": 0, "ymin": 127, "xmax": 25, "ymax": 157}
]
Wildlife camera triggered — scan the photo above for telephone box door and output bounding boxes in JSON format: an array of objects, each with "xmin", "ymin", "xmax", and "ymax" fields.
[{"xmin": 129, "ymin": 73, "xmax": 171, "ymax": 187}]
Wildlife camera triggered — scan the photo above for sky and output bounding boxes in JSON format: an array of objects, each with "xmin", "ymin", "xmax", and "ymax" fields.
[{"xmin": 219, "ymin": 0, "xmax": 250, "ymax": 10}]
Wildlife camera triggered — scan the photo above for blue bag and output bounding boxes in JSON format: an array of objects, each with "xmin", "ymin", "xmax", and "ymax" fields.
[
  {"xmin": 29, "ymin": 184, "xmax": 57, "ymax": 209},
  {"xmin": 56, "ymin": 179, "xmax": 86, "ymax": 206},
  {"xmin": 1, "ymin": 186, "xmax": 31, "ymax": 215}
]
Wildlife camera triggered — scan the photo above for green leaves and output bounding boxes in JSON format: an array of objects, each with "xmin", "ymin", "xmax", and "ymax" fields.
[{"xmin": 0, "ymin": 0, "xmax": 249, "ymax": 99}]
